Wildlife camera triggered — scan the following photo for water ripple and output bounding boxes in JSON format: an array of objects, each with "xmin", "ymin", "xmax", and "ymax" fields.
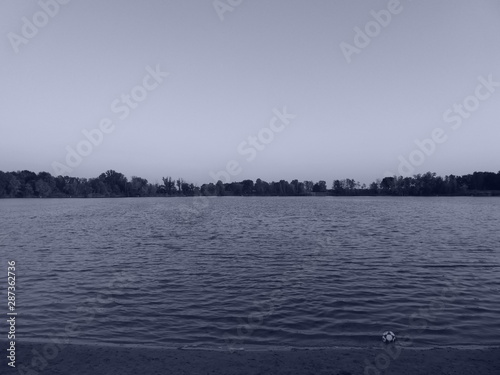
[{"xmin": 0, "ymin": 196, "xmax": 499, "ymax": 349}]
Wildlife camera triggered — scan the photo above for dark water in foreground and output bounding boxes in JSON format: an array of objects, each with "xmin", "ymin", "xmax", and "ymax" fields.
[{"xmin": 0, "ymin": 197, "xmax": 499, "ymax": 350}]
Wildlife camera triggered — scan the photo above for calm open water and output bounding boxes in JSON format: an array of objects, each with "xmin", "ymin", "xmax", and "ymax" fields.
[{"xmin": 0, "ymin": 197, "xmax": 499, "ymax": 350}]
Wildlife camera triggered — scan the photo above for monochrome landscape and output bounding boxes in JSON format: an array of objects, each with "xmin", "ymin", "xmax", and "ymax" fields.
[{"xmin": 1, "ymin": 1, "xmax": 499, "ymax": 374}]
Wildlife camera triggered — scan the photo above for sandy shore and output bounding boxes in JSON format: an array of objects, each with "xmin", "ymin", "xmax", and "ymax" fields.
[{"xmin": 2, "ymin": 342, "xmax": 499, "ymax": 375}]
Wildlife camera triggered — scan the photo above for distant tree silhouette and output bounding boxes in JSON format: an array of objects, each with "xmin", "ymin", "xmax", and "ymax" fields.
[
  {"xmin": 215, "ymin": 180, "xmax": 225, "ymax": 196},
  {"xmin": 241, "ymin": 180, "xmax": 254, "ymax": 195},
  {"xmin": 1, "ymin": 169, "xmax": 500, "ymax": 198},
  {"xmin": 313, "ymin": 180, "xmax": 327, "ymax": 193}
]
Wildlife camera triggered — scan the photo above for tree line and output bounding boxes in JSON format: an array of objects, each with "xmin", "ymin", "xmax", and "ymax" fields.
[{"xmin": 0, "ymin": 170, "xmax": 499, "ymax": 198}]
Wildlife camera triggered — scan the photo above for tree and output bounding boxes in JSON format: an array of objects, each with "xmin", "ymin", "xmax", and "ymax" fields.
[
  {"xmin": 131, "ymin": 176, "xmax": 149, "ymax": 197},
  {"xmin": 99, "ymin": 170, "xmax": 129, "ymax": 196},
  {"xmin": 24, "ymin": 183, "xmax": 34, "ymax": 197},
  {"xmin": 255, "ymin": 178, "xmax": 265, "ymax": 195},
  {"xmin": 181, "ymin": 182, "xmax": 193, "ymax": 196},
  {"xmin": 241, "ymin": 180, "xmax": 254, "ymax": 195},
  {"xmin": 303, "ymin": 181, "xmax": 314, "ymax": 194},
  {"xmin": 380, "ymin": 177, "xmax": 395, "ymax": 195},
  {"xmin": 162, "ymin": 176, "xmax": 176, "ymax": 195},
  {"xmin": 6, "ymin": 174, "xmax": 21, "ymax": 197},
  {"xmin": 232, "ymin": 183, "xmax": 243, "ymax": 195},
  {"xmin": 79, "ymin": 178, "xmax": 93, "ymax": 197},
  {"xmin": 333, "ymin": 180, "xmax": 345, "ymax": 195},
  {"xmin": 279, "ymin": 180, "xmax": 291, "ymax": 195},
  {"xmin": 215, "ymin": 180, "xmax": 225, "ymax": 196},
  {"xmin": 1, "ymin": 168, "xmax": 500, "ymax": 199},
  {"xmin": 0, "ymin": 172, "xmax": 8, "ymax": 197},
  {"xmin": 35, "ymin": 179, "xmax": 52, "ymax": 197},
  {"xmin": 297, "ymin": 181, "xmax": 306, "ymax": 195},
  {"xmin": 201, "ymin": 183, "xmax": 216, "ymax": 196},
  {"xmin": 313, "ymin": 180, "xmax": 327, "ymax": 193},
  {"xmin": 91, "ymin": 178, "xmax": 108, "ymax": 197},
  {"xmin": 63, "ymin": 178, "xmax": 79, "ymax": 197}
]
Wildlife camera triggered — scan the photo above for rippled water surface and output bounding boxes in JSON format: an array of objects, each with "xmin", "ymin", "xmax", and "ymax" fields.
[{"xmin": 0, "ymin": 197, "xmax": 499, "ymax": 349}]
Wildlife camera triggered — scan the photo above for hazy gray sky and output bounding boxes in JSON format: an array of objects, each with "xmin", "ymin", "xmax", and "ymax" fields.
[{"xmin": 1, "ymin": 0, "xmax": 499, "ymax": 185}]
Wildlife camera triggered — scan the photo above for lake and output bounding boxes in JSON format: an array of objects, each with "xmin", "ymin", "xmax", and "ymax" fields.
[{"xmin": 0, "ymin": 196, "xmax": 499, "ymax": 350}]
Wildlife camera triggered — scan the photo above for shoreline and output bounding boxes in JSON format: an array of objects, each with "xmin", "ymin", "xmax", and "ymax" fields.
[
  {"xmin": 2, "ymin": 338, "xmax": 499, "ymax": 352},
  {"xmin": 1, "ymin": 193, "xmax": 500, "ymax": 199},
  {"xmin": 2, "ymin": 342, "xmax": 499, "ymax": 375}
]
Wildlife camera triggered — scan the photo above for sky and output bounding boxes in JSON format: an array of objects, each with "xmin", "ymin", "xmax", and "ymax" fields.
[{"xmin": 1, "ymin": 0, "xmax": 500, "ymax": 186}]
